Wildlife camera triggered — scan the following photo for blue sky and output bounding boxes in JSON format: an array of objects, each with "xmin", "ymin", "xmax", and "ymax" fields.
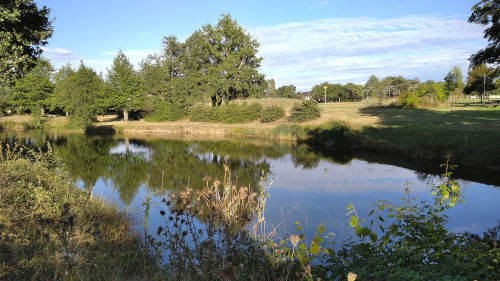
[{"xmin": 37, "ymin": 0, "xmax": 486, "ymax": 90}]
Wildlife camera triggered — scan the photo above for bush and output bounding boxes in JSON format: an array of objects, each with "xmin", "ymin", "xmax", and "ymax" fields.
[
  {"xmin": 189, "ymin": 102, "xmax": 262, "ymax": 123},
  {"xmin": 307, "ymin": 120, "xmax": 354, "ymax": 146},
  {"xmin": 398, "ymin": 92, "xmax": 420, "ymax": 108},
  {"xmin": 145, "ymin": 101, "xmax": 187, "ymax": 122},
  {"xmin": 260, "ymin": 105, "xmax": 285, "ymax": 123},
  {"xmin": 288, "ymin": 100, "xmax": 320, "ymax": 122}
]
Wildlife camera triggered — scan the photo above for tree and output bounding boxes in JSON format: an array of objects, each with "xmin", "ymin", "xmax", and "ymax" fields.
[
  {"xmin": 468, "ymin": 0, "xmax": 500, "ymax": 66},
  {"xmin": 365, "ymin": 75, "xmax": 380, "ymax": 91},
  {"xmin": 11, "ymin": 58, "xmax": 54, "ymax": 114},
  {"xmin": 276, "ymin": 85, "xmax": 298, "ymax": 98},
  {"xmin": 0, "ymin": 0, "xmax": 53, "ymax": 86},
  {"xmin": 311, "ymin": 82, "xmax": 343, "ymax": 102},
  {"xmin": 464, "ymin": 64, "xmax": 496, "ymax": 103},
  {"xmin": 344, "ymin": 83, "xmax": 363, "ymax": 101},
  {"xmin": 265, "ymin": 79, "xmax": 276, "ymax": 97},
  {"xmin": 185, "ymin": 14, "xmax": 265, "ymax": 106},
  {"xmin": 444, "ymin": 66, "xmax": 464, "ymax": 96},
  {"xmin": 106, "ymin": 50, "xmax": 143, "ymax": 121},
  {"xmin": 65, "ymin": 62, "xmax": 104, "ymax": 128},
  {"xmin": 51, "ymin": 63, "xmax": 75, "ymax": 115}
]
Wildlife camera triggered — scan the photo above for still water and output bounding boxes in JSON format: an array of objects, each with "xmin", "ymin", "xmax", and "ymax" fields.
[{"xmin": 3, "ymin": 131, "xmax": 500, "ymax": 243}]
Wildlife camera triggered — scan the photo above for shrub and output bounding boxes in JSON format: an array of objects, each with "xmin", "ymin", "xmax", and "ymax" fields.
[
  {"xmin": 288, "ymin": 100, "xmax": 320, "ymax": 122},
  {"xmin": 398, "ymin": 92, "xmax": 420, "ymax": 108},
  {"xmin": 307, "ymin": 120, "xmax": 354, "ymax": 146},
  {"xmin": 145, "ymin": 101, "xmax": 187, "ymax": 122},
  {"xmin": 189, "ymin": 104, "xmax": 220, "ymax": 122},
  {"xmin": 189, "ymin": 102, "xmax": 262, "ymax": 123},
  {"xmin": 260, "ymin": 105, "xmax": 285, "ymax": 122}
]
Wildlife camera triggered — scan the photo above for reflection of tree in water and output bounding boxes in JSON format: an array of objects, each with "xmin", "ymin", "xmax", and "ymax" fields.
[
  {"xmin": 108, "ymin": 152, "xmax": 148, "ymax": 205},
  {"xmin": 146, "ymin": 140, "xmax": 271, "ymax": 194},
  {"xmin": 53, "ymin": 136, "xmax": 274, "ymax": 205},
  {"xmin": 52, "ymin": 134, "xmax": 117, "ymax": 190}
]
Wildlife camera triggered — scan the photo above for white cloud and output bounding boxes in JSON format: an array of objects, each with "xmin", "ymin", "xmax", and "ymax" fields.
[
  {"xmin": 249, "ymin": 16, "xmax": 485, "ymax": 90},
  {"xmin": 41, "ymin": 47, "xmax": 73, "ymax": 56}
]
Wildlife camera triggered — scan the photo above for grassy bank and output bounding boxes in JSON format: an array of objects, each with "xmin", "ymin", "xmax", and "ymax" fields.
[
  {"xmin": 2, "ymin": 98, "xmax": 499, "ymax": 168},
  {"xmin": 0, "ymin": 143, "xmax": 164, "ymax": 280}
]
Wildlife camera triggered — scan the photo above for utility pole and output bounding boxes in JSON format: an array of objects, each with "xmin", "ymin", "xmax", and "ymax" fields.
[
  {"xmin": 482, "ymin": 74, "xmax": 486, "ymax": 104},
  {"xmin": 323, "ymin": 85, "xmax": 327, "ymax": 110}
]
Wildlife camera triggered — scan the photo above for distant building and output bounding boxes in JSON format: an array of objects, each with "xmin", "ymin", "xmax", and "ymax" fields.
[{"xmin": 301, "ymin": 92, "xmax": 311, "ymax": 100}]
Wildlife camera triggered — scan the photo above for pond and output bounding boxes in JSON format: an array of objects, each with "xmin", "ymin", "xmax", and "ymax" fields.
[{"xmin": 2, "ymin": 130, "xmax": 500, "ymax": 245}]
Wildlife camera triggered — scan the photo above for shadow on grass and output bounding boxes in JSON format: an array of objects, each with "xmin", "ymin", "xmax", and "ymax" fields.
[{"xmin": 355, "ymin": 107, "xmax": 500, "ymax": 168}]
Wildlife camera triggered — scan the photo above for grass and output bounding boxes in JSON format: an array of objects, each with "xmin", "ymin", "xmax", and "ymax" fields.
[
  {"xmin": 2, "ymin": 98, "xmax": 499, "ymax": 167},
  {"xmin": 0, "ymin": 143, "xmax": 164, "ymax": 280}
]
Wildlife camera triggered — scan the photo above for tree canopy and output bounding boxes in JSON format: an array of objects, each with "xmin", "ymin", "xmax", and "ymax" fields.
[
  {"xmin": 140, "ymin": 14, "xmax": 265, "ymax": 108},
  {"xmin": 468, "ymin": 0, "xmax": 500, "ymax": 66},
  {"xmin": 444, "ymin": 66, "xmax": 464, "ymax": 95},
  {"xmin": 464, "ymin": 64, "xmax": 497, "ymax": 101},
  {"xmin": 106, "ymin": 50, "xmax": 143, "ymax": 121},
  {"xmin": 11, "ymin": 58, "xmax": 54, "ymax": 114},
  {"xmin": 0, "ymin": 0, "xmax": 53, "ymax": 86}
]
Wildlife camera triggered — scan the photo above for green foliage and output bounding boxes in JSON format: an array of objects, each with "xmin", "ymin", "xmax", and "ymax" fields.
[
  {"xmin": 276, "ymin": 84, "xmax": 300, "ymax": 99},
  {"xmin": 322, "ymin": 166, "xmax": 500, "ymax": 281},
  {"xmin": 0, "ymin": 0, "xmax": 53, "ymax": 87},
  {"xmin": 65, "ymin": 62, "xmax": 104, "ymax": 128},
  {"xmin": 468, "ymin": 0, "xmax": 500, "ymax": 66},
  {"xmin": 260, "ymin": 105, "xmax": 284, "ymax": 122},
  {"xmin": 306, "ymin": 120, "xmax": 354, "ymax": 146},
  {"xmin": 398, "ymin": 92, "xmax": 419, "ymax": 108},
  {"xmin": 105, "ymin": 50, "xmax": 144, "ymax": 121},
  {"xmin": 311, "ymin": 82, "xmax": 363, "ymax": 102},
  {"xmin": 144, "ymin": 100, "xmax": 187, "ymax": 122},
  {"xmin": 140, "ymin": 14, "xmax": 265, "ymax": 108},
  {"xmin": 288, "ymin": 100, "xmax": 321, "ymax": 122},
  {"xmin": 444, "ymin": 66, "xmax": 464, "ymax": 95},
  {"xmin": 51, "ymin": 63, "xmax": 75, "ymax": 114},
  {"xmin": 464, "ymin": 64, "xmax": 497, "ymax": 96},
  {"xmin": 189, "ymin": 102, "xmax": 262, "ymax": 123},
  {"xmin": 271, "ymin": 124, "xmax": 308, "ymax": 138},
  {"xmin": 11, "ymin": 58, "xmax": 54, "ymax": 114}
]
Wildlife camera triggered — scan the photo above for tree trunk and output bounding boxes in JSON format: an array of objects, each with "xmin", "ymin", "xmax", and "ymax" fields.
[
  {"xmin": 123, "ymin": 109, "xmax": 129, "ymax": 122},
  {"xmin": 65, "ymin": 111, "xmax": 69, "ymax": 117}
]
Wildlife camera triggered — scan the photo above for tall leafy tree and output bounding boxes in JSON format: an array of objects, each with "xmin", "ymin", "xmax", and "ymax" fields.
[
  {"xmin": 365, "ymin": 75, "xmax": 380, "ymax": 91},
  {"xmin": 265, "ymin": 79, "xmax": 276, "ymax": 97},
  {"xmin": 186, "ymin": 14, "xmax": 265, "ymax": 106},
  {"xmin": 468, "ymin": 0, "xmax": 500, "ymax": 66},
  {"xmin": 106, "ymin": 50, "xmax": 143, "ymax": 121},
  {"xmin": 464, "ymin": 64, "xmax": 496, "ymax": 103},
  {"xmin": 0, "ymin": 0, "xmax": 53, "ymax": 86},
  {"xmin": 444, "ymin": 66, "xmax": 464, "ymax": 95},
  {"xmin": 51, "ymin": 63, "xmax": 75, "ymax": 115},
  {"xmin": 65, "ymin": 62, "xmax": 104, "ymax": 128},
  {"xmin": 276, "ymin": 85, "xmax": 298, "ymax": 98},
  {"xmin": 11, "ymin": 58, "xmax": 54, "ymax": 114}
]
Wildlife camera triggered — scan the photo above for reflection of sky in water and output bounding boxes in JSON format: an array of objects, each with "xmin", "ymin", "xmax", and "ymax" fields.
[{"xmin": 86, "ymin": 150, "xmax": 500, "ymax": 246}]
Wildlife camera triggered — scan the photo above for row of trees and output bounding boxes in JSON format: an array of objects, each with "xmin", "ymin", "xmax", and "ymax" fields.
[{"xmin": 1, "ymin": 11, "xmax": 269, "ymax": 126}]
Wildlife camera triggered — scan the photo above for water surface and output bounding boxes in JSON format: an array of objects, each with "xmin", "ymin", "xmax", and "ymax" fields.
[{"xmin": 3, "ymin": 131, "xmax": 499, "ymax": 243}]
